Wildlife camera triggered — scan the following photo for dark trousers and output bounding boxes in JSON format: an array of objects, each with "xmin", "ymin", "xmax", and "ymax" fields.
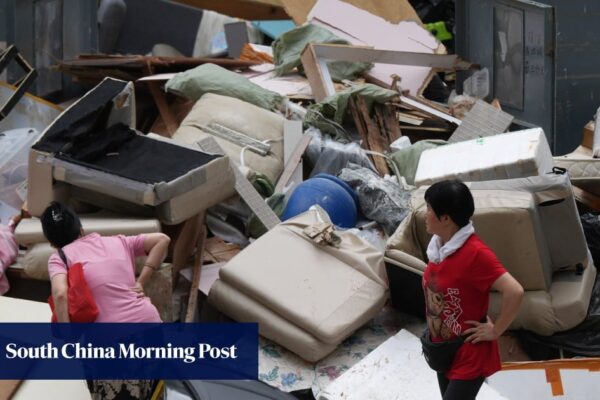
[{"xmin": 437, "ymin": 373, "xmax": 485, "ymax": 400}]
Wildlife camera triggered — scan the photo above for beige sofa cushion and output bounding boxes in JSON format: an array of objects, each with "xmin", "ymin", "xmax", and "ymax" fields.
[
  {"xmin": 15, "ymin": 213, "xmax": 161, "ymax": 246},
  {"xmin": 173, "ymin": 93, "xmax": 285, "ymax": 183},
  {"xmin": 489, "ymin": 258, "xmax": 596, "ymax": 335},
  {"xmin": 208, "ymin": 280, "xmax": 337, "ymax": 362},
  {"xmin": 387, "ymin": 187, "xmax": 553, "ymax": 291},
  {"xmin": 218, "ymin": 208, "xmax": 388, "ymax": 345}
]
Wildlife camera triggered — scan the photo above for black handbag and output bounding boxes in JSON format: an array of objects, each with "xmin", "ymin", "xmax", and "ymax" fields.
[
  {"xmin": 420, "ymin": 316, "xmax": 486, "ymax": 373},
  {"xmin": 420, "ymin": 328, "xmax": 465, "ymax": 373}
]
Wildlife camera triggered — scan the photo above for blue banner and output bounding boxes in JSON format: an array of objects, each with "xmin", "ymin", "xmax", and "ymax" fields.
[{"xmin": 0, "ymin": 323, "xmax": 258, "ymax": 379}]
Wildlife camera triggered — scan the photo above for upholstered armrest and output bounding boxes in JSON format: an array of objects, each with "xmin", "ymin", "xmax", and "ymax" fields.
[{"xmin": 384, "ymin": 250, "xmax": 427, "ymax": 276}]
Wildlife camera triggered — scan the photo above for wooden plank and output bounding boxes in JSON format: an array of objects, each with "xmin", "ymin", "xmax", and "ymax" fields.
[
  {"xmin": 300, "ymin": 44, "xmax": 334, "ymax": 102},
  {"xmin": 573, "ymin": 186, "xmax": 600, "ymax": 211},
  {"xmin": 311, "ymin": 43, "xmax": 476, "ymax": 70},
  {"xmin": 185, "ymin": 211, "xmax": 207, "ymax": 323},
  {"xmin": 171, "ymin": 213, "xmax": 205, "ymax": 283},
  {"xmin": 349, "ymin": 96, "xmax": 371, "ymax": 152},
  {"xmin": 172, "ymin": 0, "xmax": 287, "ymax": 20},
  {"xmin": 278, "ymin": 120, "xmax": 305, "ymax": 195},
  {"xmin": 349, "ymin": 96, "xmax": 390, "ymax": 176},
  {"xmin": 374, "ymin": 103, "xmax": 402, "ymax": 143},
  {"xmin": 397, "ymin": 95, "xmax": 461, "ymax": 125},
  {"xmin": 274, "ymin": 132, "xmax": 313, "ymax": 193},
  {"xmin": 146, "ymin": 80, "xmax": 178, "ymax": 137}
]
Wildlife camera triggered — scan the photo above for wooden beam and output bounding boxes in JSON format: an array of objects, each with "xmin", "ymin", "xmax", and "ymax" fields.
[
  {"xmin": 274, "ymin": 131, "xmax": 313, "ymax": 193},
  {"xmin": 310, "ymin": 43, "xmax": 477, "ymax": 70},
  {"xmin": 173, "ymin": 0, "xmax": 288, "ymax": 20},
  {"xmin": 300, "ymin": 43, "xmax": 334, "ymax": 102},
  {"xmin": 573, "ymin": 186, "xmax": 600, "ymax": 211},
  {"xmin": 185, "ymin": 211, "xmax": 207, "ymax": 323},
  {"xmin": 374, "ymin": 103, "xmax": 402, "ymax": 143}
]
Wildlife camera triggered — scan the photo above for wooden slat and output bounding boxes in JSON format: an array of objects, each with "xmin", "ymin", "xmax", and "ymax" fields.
[
  {"xmin": 185, "ymin": 211, "xmax": 207, "ymax": 323},
  {"xmin": 274, "ymin": 132, "xmax": 313, "ymax": 193},
  {"xmin": 311, "ymin": 43, "xmax": 477, "ymax": 70},
  {"xmin": 573, "ymin": 186, "xmax": 600, "ymax": 211},
  {"xmin": 349, "ymin": 96, "xmax": 390, "ymax": 176},
  {"xmin": 173, "ymin": 0, "xmax": 287, "ymax": 20},
  {"xmin": 374, "ymin": 103, "xmax": 402, "ymax": 143}
]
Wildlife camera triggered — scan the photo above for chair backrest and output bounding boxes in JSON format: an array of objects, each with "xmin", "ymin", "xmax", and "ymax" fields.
[{"xmin": 388, "ymin": 174, "xmax": 588, "ymax": 291}]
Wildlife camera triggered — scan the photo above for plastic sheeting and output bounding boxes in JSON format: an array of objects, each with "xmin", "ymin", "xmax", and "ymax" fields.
[
  {"xmin": 304, "ymin": 128, "xmax": 375, "ymax": 178},
  {"xmin": 272, "ymin": 24, "xmax": 372, "ymax": 81},
  {"xmin": 338, "ymin": 164, "xmax": 412, "ymax": 236}
]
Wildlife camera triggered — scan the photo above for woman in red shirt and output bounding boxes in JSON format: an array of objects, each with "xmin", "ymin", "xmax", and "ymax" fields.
[{"xmin": 422, "ymin": 180, "xmax": 524, "ymax": 400}]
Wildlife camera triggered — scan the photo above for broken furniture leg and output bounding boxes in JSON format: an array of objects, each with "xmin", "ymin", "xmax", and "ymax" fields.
[
  {"xmin": 0, "ymin": 45, "xmax": 37, "ymax": 121},
  {"xmin": 185, "ymin": 210, "xmax": 207, "ymax": 322}
]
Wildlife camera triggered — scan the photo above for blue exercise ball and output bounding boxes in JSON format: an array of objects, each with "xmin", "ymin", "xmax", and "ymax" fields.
[
  {"xmin": 312, "ymin": 173, "xmax": 359, "ymax": 209},
  {"xmin": 282, "ymin": 176, "xmax": 358, "ymax": 228}
]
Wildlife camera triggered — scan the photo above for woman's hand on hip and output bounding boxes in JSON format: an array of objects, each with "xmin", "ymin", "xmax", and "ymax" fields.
[
  {"xmin": 131, "ymin": 281, "xmax": 145, "ymax": 298},
  {"xmin": 463, "ymin": 316, "xmax": 498, "ymax": 343}
]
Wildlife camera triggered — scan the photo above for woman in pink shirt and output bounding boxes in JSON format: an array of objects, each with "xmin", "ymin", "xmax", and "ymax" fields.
[{"xmin": 42, "ymin": 201, "xmax": 170, "ymax": 399}]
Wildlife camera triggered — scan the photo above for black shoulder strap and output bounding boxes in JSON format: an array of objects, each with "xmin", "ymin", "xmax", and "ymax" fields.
[{"xmin": 57, "ymin": 248, "xmax": 69, "ymax": 269}]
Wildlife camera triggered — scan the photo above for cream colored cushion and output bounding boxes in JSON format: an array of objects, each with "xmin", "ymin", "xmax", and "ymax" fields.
[
  {"xmin": 489, "ymin": 258, "xmax": 596, "ymax": 335},
  {"xmin": 218, "ymin": 208, "xmax": 388, "ymax": 345},
  {"xmin": 23, "ymin": 243, "xmax": 54, "ymax": 280},
  {"xmin": 387, "ymin": 187, "xmax": 552, "ymax": 291},
  {"xmin": 173, "ymin": 93, "xmax": 285, "ymax": 183},
  {"xmin": 15, "ymin": 213, "xmax": 161, "ymax": 246},
  {"xmin": 208, "ymin": 280, "xmax": 337, "ymax": 362}
]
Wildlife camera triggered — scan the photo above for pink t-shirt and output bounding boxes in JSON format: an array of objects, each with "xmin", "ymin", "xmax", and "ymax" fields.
[
  {"xmin": 0, "ymin": 220, "xmax": 18, "ymax": 295},
  {"xmin": 48, "ymin": 233, "xmax": 161, "ymax": 323}
]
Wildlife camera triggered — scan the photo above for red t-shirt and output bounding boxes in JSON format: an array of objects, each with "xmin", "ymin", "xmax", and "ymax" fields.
[{"xmin": 422, "ymin": 234, "xmax": 507, "ymax": 380}]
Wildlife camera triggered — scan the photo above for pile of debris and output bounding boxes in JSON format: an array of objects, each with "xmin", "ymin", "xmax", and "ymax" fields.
[{"xmin": 3, "ymin": 0, "xmax": 600, "ymax": 398}]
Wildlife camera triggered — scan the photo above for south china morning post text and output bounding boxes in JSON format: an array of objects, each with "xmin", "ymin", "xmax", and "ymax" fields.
[
  {"xmin": 0, "ymin": 323, "xmax": 258, "ymax": 380},
  {"xmin": 5, "ymin": 341, "xmax": 238, "ymax": 364}
]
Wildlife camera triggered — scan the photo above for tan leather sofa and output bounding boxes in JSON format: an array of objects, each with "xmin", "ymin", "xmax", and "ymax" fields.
[{"xmin": 385, "ymin": 175, "xmax": 596, "ymax": 336}]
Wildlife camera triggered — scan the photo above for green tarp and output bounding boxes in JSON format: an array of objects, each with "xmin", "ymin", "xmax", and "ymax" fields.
[
  {"xmin": 165, "ymin": 63, "xmax": 285, "ymax": 111},
  {"xmin": 273, "ymin": 24, "xmax": 372, "ymax": 82}
]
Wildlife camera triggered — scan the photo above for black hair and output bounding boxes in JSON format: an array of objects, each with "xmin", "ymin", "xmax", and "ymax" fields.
[
  {"xmin": 424, "ymin": 179, "xmax": 474, "ymax": 227},
  {"xmin": 41, "ymin": 202, "xmax": 82, "ymax": 248}
]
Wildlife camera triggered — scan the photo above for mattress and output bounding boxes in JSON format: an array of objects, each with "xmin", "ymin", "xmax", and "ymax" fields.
[
  {"xmin": 554, "ymin": 146, "xmax": 600, "ymax": 195},
  {"xmin": 414, "ymin": 128, "xmax": 554, "ymax": 186}
]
